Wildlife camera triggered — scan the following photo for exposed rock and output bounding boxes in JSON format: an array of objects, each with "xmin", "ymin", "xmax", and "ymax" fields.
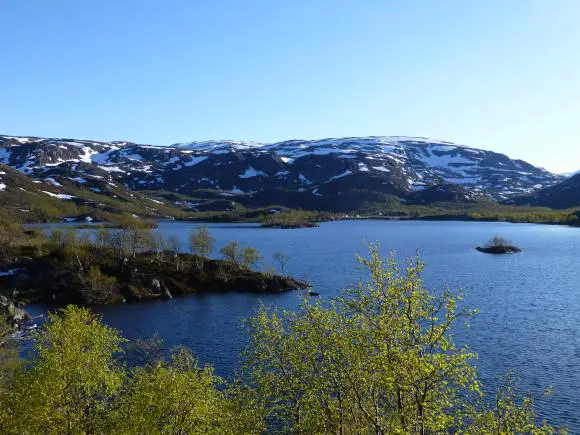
[
  {"xmin": 160, "ymin": 282, "xmax": 173, "ymax": 301},
  {"xmin": 1, "ymin": 295, "xmax": 30, "ymax": 328}
]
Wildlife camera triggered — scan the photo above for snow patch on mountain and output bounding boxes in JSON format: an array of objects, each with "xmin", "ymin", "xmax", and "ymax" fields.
[
  {"xmin": 239, "ymin": 167, "xmax": 267, "ymax": 178},
  {"xmin": 326, "ymin": 170, "xmax": 352, "ymax": 182},
  {"xmin": 42, "ymin": 191, "xmax": 75, "ymax": 200},
  {"xmin": 45, "ymin": 177, "xmax": 62, "ymax": 187}
]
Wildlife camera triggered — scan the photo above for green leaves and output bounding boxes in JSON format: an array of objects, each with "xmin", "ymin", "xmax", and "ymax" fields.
[
  {"xmin": 189, "ymin": 226, "xmax": 216, "ymax": 269},
  {"xmin": 242, "ymin": 244, "xmax": 554, "ymax": 434},
  {"xmin": 5, "ymin": 305, "xmax": 126, "ymax": 434},
  {"xmin": 117, "ymin": 348, "xmax": 261, "ymax": 434},
  {"xmin": 220, "ymin": 241, "xmax": 262, "ymax": 271},
  {"xmin": 1, "ymin": 307, "xmax": 262, "ymax": 434}
]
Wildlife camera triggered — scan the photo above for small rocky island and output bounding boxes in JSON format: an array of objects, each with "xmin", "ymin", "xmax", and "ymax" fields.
[{"xmin": 476, "ymin": 235, "xmax": 522, "ymax": 254}]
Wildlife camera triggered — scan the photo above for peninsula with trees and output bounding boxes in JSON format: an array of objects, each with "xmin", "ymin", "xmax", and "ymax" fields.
[{"xmin": 0, "ymin": 213, "xmax": 306, "ymax": 309}]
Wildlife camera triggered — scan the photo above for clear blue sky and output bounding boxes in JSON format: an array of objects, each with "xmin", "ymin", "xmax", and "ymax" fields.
[{"xmin": 1, "ymin": 1, "xmax": 579, "ymax": 172}]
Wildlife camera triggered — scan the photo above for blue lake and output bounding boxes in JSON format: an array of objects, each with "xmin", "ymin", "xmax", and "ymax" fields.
[{"xmin": 27, "ymin": 220, "xmax": 580, "ymax": 430}]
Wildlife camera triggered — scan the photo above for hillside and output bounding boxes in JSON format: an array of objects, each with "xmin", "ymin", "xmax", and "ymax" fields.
[
  {"xmin": 0, "ymin": 135, "xmax": 562, "ymax": 213},
  {"xmin": 506, "ymin": 173, "xmax": 580, "ymax": 209},
  {"xmin": 0, "ymin": 163, "xmax": 191, "ymax": 222}
]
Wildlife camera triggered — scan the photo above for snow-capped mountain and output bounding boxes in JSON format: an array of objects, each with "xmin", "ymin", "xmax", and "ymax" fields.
[{"xmin": 0, "ymin": 134, "xmax": 562, "ymax": 211}]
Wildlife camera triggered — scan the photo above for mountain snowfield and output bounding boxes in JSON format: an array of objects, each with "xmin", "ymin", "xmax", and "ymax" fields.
[{"xmin": 0, "ymin": 134, "xmax": 563, "ymax": 211}]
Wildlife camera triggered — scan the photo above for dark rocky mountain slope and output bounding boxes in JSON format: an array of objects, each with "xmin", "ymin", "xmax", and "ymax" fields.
[
  {"xmin": 506, "ymin": 173, "xmax": 580, "ymax": 209},
  {"xmin": 1, "ymin": 135, "xmax": 562, "ymax": 213}
]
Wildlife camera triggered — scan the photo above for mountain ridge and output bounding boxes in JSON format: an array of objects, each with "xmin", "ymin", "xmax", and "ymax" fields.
[
  {"xmin": 1, "ymin": 134, "xmax": 563, "ymax": 213},
  {"xmin": 506, "ymin": 173, "xmax": 580, "ymax": 209}
]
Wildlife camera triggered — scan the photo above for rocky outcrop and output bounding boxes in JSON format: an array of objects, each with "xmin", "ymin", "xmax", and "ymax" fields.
[{"xmin": 1, "ymin": 295, "xmax": 30, "ymax": 330}]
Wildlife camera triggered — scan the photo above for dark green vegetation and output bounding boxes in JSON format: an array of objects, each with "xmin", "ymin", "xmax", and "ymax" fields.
[
  {"xmin": 476, "ymin": 235, "xmax": 522, "ymax": 254},
  {"xmin": 0, "ymin": 247, "xmax": 562, "ymax": 433},
  {"xmin": 155, "ymin": 189, "xmax": 580, "ymax": 228},
  {"xmin": 353, "ymin": 199, "xmax": 580, "ymax": 226},
  {"xmin": 179, "ymin": 200, "xmax": 580, "ymax": 228},
  {"xmin": 0, "ymin": 216, "xmax": 306, "ymax": 306},
  {"xmin": 148, "ymin": 198, "xmax": 580, "ymax": 229},
  {"xmin": 262, "ymin": 210, "xmax": 330, "ymax": 228}
]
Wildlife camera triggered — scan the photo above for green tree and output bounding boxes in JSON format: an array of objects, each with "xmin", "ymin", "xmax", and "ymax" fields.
[
  {"xmin": 243, "ymin": 244, "xmax": 553, "ymax": 434},
  {"xmin": 242, "ymin": 247, "xmax": 261, "ymax": 270},
  {"xmin": 116, "ymin": 348, "xmax": 262, "ymax": 434},
  {"xmin": 126, "ymin": 225, "xmax": 153, "ymax": 258},
  {"xmin": 0, "ymin": 310, "xmax": 21, "ymax": 432},
  {"xmin": 189, "ymin": 226, "xmax": 216, "ymax": 269},
  {"xmin": 467, "ymin": 373, "xmax": 555, "ymax": 434},
  {"xmin": 48, "ymin": 228, "xmax": 65, "ymax": 250},
  {"xmin": 110, "ymin": 218, "xmax": 153, "ymax": 259},
  {"xmin": 273, "ymin": 251, "xmax": 290, "ymax": 274},
  {"xmin": 81, "ymin": 265, "xmax": 118, "ymax": 304},
  {"xmin": 95, "ymin": 227, "xmax": 112, "ymax": 248},
  {"xmin": 110, "ymin": 228, "xmax": 131, "ymax": 259},
  {"xmin": 167, "ymin": 235, "xmax": 183, "ymax": 270},
  {"xmin": 151, "ymin": 232, "xmax": 167, "ymax": 260},
  {"xmin": 220, "ymin": 240, "xmax": 242, "ymax": 267},
  {"xmin": 5, "ymin": 306, "xmax": 126, "ymax": 434}
]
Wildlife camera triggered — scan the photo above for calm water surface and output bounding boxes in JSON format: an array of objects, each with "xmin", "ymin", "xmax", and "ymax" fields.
[{"xmin": 27, "ymin": 220, "xmax": 580, "ymax": 430}]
